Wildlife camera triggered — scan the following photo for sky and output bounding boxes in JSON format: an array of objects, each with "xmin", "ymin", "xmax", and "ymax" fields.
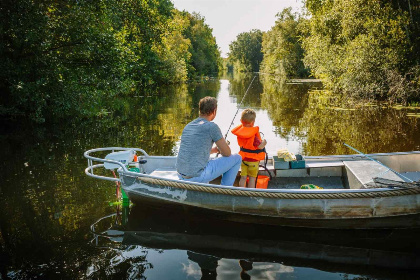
[{"xmin": 171, "ymin": 0, "xmax": 303, "ymax": 57}]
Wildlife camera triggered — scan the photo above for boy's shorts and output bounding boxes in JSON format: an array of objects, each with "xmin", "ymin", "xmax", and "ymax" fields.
[{"xmin": 241, "ymin": 161, "xmax": 259, "ymax": 178}]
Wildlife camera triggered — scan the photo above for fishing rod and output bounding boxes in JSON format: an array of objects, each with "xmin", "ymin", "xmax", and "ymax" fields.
[
  {"xmin": 219, "ymin": 74, "xmax": 272, "ymax": 182},
  {"xmin": 343, "ymin": 143, "xmax": 413, "ymax": 182},
  {"xmin": 224, "ymin": 74, "xmax": 257, "ymax": 139},
  {"xmin": 215, "ymin": 74, "xmax": 257, "ymax": 158}
]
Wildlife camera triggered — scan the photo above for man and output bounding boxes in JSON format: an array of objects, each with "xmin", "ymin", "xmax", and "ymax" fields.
[{"xmin": 176, "ymin": 96, "xmax": 242, "ymax": 186}]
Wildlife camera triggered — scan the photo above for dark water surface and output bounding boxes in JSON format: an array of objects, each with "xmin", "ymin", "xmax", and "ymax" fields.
[{"xmin": 1, "ymin": 74, "xmax": 419, "ymax": 279}]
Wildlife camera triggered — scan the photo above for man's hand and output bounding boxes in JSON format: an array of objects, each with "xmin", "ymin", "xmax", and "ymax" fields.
[
  {"xmin": 210, "ymin": 146, "xmax": 219, "ymax": 154},
  {"xmin": 215, "ymin": 138, "xmax": 231, "ymax": 156}
]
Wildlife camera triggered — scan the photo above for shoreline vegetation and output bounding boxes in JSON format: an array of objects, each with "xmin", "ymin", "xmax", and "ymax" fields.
[
  {"xmin": 1, "ymin": 0, "xmax": 220, "ymax": 123},
  {"xmin": 1, "ymin": 0, "xmax": 419, "ymax": 124},
  {"xmin": 227, "ymin": 2, "xmax": 419, "ymax": 105}
]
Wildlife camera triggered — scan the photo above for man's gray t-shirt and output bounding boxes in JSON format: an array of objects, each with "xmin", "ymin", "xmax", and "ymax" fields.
[{"xmin": 176, "ymin": 117, "xmax": 223, "ymax": 177}]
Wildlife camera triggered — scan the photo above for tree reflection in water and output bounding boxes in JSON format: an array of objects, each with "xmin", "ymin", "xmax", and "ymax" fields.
[
  {"xmin": 260, "ymin": 74, "xmax": 420, "ymax": 155},
  {"xmin": 0, "ymin": 75, "xmax": 419, "ymax": 279}
]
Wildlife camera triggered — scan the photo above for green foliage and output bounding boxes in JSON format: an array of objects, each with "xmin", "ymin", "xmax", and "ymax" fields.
[
  {"xmin": 0, "ymin": 0, "xmax": 221, "ymax": 123},
  {"xmin": 0, "ymin": 0, "xmax": 124, "ymax": 122},
  {"xmin": 261, "ymin": 76, "xmax": 420, "ymax": 155},
  {"xmin": 302, "ymin": 0, "xmax": 420, "ymax": 104},
  {"xmin": 261, "ymin": 8, "xmax": 310, "ymax": 79},
  {"xmin": 153, "ymin": 9, "xmax": 192, "ymax": 84},
  {"xmin": 181, "ymin": 12, "xmax": 221, "ymax": 78},
  {"xmin": 220, "ymin": 57, "xmax": 234, "ymax": 73},
  {"xmin": 228, "ymin": 29, "xmax": 263, "ymax": 72},
  {"xmin": 111, "ymin": 0, "xmax": 176, "ymax": 87}
]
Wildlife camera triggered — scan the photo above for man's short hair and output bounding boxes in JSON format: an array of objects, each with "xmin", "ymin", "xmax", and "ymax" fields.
[
  {"xmin": 199, "ymin": 96, "xmax": 217, "ymax": 116},
  {"xmin": 241, "ymin": 109, "xmax": 256, "ymax": 124}
]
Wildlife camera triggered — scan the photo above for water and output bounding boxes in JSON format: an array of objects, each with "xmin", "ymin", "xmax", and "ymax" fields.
[{"xmin": 0, "ymin": 74, "xmax": 419, "ymax": 279}]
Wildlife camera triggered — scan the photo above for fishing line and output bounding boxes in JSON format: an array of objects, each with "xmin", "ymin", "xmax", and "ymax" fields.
[
  {"xmin": 219, "ymin": 74, "xmax": 272, "ymax": 181},
  {"xmin": 224, "ymin": 74, "xmax": 257, "ymax": 139}
]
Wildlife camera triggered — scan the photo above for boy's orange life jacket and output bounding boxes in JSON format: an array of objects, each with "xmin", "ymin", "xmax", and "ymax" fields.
[{"xmin": 231, "ymin": 124, "xmax": 266, "ymax": 161}]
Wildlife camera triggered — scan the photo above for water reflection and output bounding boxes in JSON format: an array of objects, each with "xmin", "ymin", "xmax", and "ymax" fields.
[
  {"xmin": 260, "ymin": 74, "xmax": 420, "ymax": 155},
  {"xmin": 301, "ymin": 92, "xmax": 420, "ymax": 154},
  {"xmin": 0, "ymin": 74, "xmax": 419, "ymax": 279},
  {"xmin": 90, "ymin": 204, "xmax": 420, "ymax": 279}
]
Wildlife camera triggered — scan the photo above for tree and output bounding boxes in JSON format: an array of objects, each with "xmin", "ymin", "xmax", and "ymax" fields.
[
  {"xmin": 261, "ymin": 8, "xmax": 309, "ymax": 79},
  {"xmin": 153, "ymin": 9, "xmax": 192, "ymax": 83},
  {"xmin": 0, "ymin": 0, "xmax": 177, "ymax": 122},
  {"xmin": 228, "ymin": 29, "xmax": 263, "ymax": 72},
  {"xmin": 0, "ymin": 1, "xmax": 222, "ymax": 123},
  {"xmin": 302, "ymin": 0, "xmax": 420, "ymax": 103},
  {"xmin": 181, "ymin": 12, "xmax": 221, "ymax": 78}
]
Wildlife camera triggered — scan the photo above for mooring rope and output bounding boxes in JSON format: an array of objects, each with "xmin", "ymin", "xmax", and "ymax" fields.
[{"xmin": 136, "ymin": 176, "xmax": 420, "ymax": 199}]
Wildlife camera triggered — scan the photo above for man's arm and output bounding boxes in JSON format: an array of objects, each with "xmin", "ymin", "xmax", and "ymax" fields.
[{"xmin": 214, "ymin": 138, "xmax": 231, "ymax": 156}]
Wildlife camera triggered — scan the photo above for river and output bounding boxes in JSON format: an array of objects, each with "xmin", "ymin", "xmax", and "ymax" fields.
[{"xmin": 0, "ymin": 74, "xmax": 419, "ymax": 279}]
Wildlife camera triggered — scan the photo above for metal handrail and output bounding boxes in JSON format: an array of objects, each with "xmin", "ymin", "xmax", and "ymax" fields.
[
  {"xmin": 84, "ymin": 147, "xmax": 149, "ymax": 182},
  {"xmin": 85, "ymin": 164, "xmax": 121, "ymax": 182}
]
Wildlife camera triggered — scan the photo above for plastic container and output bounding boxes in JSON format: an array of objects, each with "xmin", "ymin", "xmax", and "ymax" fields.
[
  {"xmin": 247, "ymin": 175, "xmax": 270, "ymax": 189},
  {"xmin": 104, "ymin": 150, "xmax": 135, "ymax": 170},
  {"xmin": 128, "ymin": 167, "xmax": 140, "ymax": 173},
  {"xmin": 121, "ymin": 189, "xmax": 130, "ymax": 206},
  {"xmin": 290, "ymin": 160, "xmax": 305, "ymax": 169},
  {"xmin": 290, "ymin": 154, "xmax": 305, "ymax": 169},
  {"xmin": 273, "ymin": 156, "xmax": 290, "ymax": 169}
]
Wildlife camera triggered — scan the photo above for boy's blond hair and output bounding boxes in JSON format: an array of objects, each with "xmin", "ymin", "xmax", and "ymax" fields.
[{"xmin": 241, "ymin": 109, "xmax": 256, "ymax": 124}]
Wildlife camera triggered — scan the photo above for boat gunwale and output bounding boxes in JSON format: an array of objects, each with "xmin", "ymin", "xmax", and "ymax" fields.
[
  {"xmin": 121, "ymin": 170, "xmax": 420, "ymax": 195},
  {"xmin": 302, "ymin": 151, "xmax": 420, "ymax": 159},
  {"xmin": 84, "ymin": 147, "xmax": 420, "ymax": 195}
]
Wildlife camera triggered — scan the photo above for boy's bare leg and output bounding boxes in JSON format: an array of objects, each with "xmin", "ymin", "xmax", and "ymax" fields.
[
  {"xmin": 239, "ymin": 176, "xmax": 247, "ymax": 188},
  {"xmin": 248, "ymin": 176, "xmax": 257, "ymax": 188}
]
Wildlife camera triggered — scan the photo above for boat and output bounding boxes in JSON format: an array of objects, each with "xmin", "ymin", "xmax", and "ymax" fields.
[{"xmin": 84, "ymin": 147, "xmax": 420, "ymax": 229}]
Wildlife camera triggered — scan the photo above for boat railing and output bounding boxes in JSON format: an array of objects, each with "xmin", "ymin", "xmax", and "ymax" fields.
[{"xmin": 84, "ymin": 147, "xmax": 148, "ymax": 182}]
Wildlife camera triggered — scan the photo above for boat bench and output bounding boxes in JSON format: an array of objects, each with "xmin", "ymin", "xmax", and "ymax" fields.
[
  {"xmin": 150, "ymin": 167, "xmax": 271, "ymax": 182},
  {"xmin": 343, "ymin": 160, "xmax": 406, "ymax": 189},
  {"xmin": 274, "ymin": 161, "xmax": 345, "ymax": 178},
  {"xmin": 149, "ymin": 168, "xmax": 179, "ymax": 180}
]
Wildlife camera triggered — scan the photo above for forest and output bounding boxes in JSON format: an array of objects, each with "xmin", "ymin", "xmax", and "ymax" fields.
[
  {"xmin": 0, "ymin": 0, "xmax": 220, "ymax": 123},
  {"xmin": 1, "ymin": 0, "xmax": 419, "ymax": 124},
  {"xmin": 228, "ymin": 0, "xmax": 419, "ymax": 105}
]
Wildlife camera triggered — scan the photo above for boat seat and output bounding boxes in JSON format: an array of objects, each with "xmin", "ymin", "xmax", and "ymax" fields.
[
  {"xmin": 149, "ymin": 168, "xmax": 179, "ymax": 180},
  {"xmin": 343, "ymin": 160, "xmax": 406, "ymax": 189}
]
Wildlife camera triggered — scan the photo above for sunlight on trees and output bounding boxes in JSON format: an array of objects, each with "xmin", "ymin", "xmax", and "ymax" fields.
[
  {"xmin": 261, "ymin": 7, "xmax": 309, "ymax": 79},
  {"xmin": 0, "ymin": 0, "xmax": 221, "ymax": 123},
  {"xmin": 228, "ymin": 29, "xmax": 263, "ymax": 72},
  {"xmin": 1, "ymin": 0, "xmax": 419, "ymax": 124},
  {"xmin": 302, "ymin": 0, "xmax": 419, "ymax": 104}
]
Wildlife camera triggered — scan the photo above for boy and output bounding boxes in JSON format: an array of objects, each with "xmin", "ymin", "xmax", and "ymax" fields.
[{"xmin": 231, "ymin": 109, "xmax": 267, "ymax": 188}]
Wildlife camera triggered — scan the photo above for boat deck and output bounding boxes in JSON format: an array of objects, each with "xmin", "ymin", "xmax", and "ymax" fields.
[
  {"xmin": 148, "ymin": 156, "xmax": 420, "ymax": 190},
  {"xmin": 150, "ymin": 168, "xmax": 346, "ymax": 189},
  {"xmin": 268, "ymin": 176, "xmax": 345, "ymax": 189}
]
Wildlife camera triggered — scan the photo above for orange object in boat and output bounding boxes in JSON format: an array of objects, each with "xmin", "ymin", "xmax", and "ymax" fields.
[{"xmin": 247, "ymin": 175, "xmax": 270, "ymax": 189}]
